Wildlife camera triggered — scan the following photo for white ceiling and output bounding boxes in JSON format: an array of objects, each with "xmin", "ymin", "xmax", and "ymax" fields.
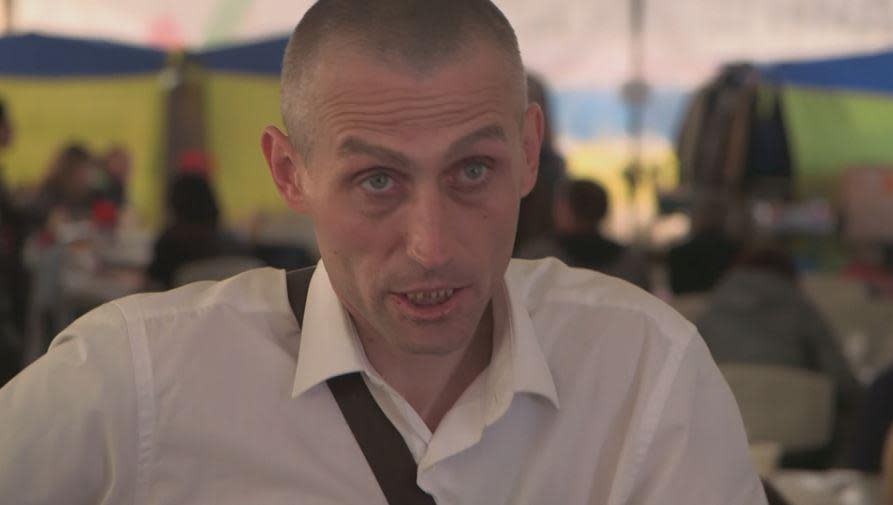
[{"xmin": 10, "ymin": 0, "xmax": 893, "ymax": 88}]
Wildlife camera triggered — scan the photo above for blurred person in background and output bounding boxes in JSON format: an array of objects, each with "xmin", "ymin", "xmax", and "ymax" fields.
[
  {"xmin": 697, "ymin": 246, "xmax": 863, "ymax": 467},
  {"xmin": 851, "ymin": 364, "xmax": 893, "ymax": 474},
  {"xmin": 145, "ymin": 172, "xmax": 249, "ymax": 290},
  {"xmin": 94, "ymin": 145, "xmax": 131, "ymax": 209},
  {"xmin": 35, "ymin": 143, "xmax": 98, "ymax": 222},
  {"xmin": 884, "ymin": 425, "xmax": 893, "ymax": 505},
  {"xmin": 513, "ymin": 72, "xmax": 566, "ymax": 254},
  {"xmin": 520, "ymin": 178, "xmax": 651, "ymax": 289},
  {"xmin": 0, "ymin": 99, "xmax": 28, "ymax": 384},
  {"xmin": 667, "ymin": 193, "xmax": 742, "ymax": 295}
]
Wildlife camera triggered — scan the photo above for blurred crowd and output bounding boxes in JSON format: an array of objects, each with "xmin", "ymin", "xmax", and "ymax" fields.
[
  {"xmin": 513, "ymin": 74, "xmax": 893, "ymax": 485},
  {"xmin": 2, "ymin": 68, "xmax": 893, "ymax": 498},
  {"xmin": 0, "ymin": 98, "xmax": 315, "ymax": 384}
]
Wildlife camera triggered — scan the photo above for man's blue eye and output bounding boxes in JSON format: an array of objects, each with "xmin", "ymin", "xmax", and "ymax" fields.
[
  {"xmin": 462, "ymin": 162, "xmax": 488, "ymax": 181},
  {"xmin": 361, "ymin": 173, "xmax": 392, "ymax": 192}
]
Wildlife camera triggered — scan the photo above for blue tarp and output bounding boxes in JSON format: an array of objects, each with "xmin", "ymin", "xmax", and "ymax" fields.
[
  {"xmin": 0, "ymin": 33, "xmax": 168, "ymax": 76},
  {"xmin": 762, "ymin": 47, "xmax": 893, "ymax": 95},
  {"xmin": 194, "ymin": 36, "xmax": 288, "ymax": 75}
]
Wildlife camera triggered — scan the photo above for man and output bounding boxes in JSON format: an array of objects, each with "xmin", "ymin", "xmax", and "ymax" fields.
[{"xmin": 0, "ymin": 1, "xmax": 766, "ymax": 504}]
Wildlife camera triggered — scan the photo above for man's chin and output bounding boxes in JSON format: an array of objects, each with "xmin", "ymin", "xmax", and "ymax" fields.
[
  {"xmin": 396, "ymin": 333, "xmax": 476, "ymax": 357},
  {"xmin": 386, "ymin": 316, "xmax": 481, "ymax": 356}
]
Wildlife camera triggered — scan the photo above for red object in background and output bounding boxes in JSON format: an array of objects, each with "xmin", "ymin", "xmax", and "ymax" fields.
[
  {"xmin": 177, "ymin": 150, "xmax": 214, "ymax": 177},
  {"xmin": 843, "ymin": 262, "xmax": 893, "ymax": 298},
  {"xmin": 92, "ymin": 199, "xmax": 118, "ymax": 229},
  {"xmin": 146, "ymin": 14, "xmax": 185, "ymax": 50}
]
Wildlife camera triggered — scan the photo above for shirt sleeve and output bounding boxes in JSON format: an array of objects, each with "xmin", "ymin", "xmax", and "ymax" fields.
[
  {"xmin": 628, "ymin": 334, "xmax": 769, "ymax": 505},
  {"xmin": 0, "ymin": 302, "xmax": 139, "ymax": 505}
]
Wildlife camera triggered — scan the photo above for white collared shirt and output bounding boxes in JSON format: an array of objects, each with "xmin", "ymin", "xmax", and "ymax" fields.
[{"xmin": 0, "ymin": 258, "xmax": 766, "ymax": 504}]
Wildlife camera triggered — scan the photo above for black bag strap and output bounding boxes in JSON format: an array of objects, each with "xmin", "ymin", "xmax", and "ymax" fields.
[
  {"xmin": 285, "ymin": 266, "xmax": 316, "ymax": 326},
  {"xmin": 286, "ymin": 267, "xmax": 437, "ymax": 505}
]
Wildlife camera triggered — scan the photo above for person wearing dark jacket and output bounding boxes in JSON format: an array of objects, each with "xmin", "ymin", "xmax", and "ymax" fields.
[
  {"xmin": 145, "ymin": 173, "xmax": 248, "ymax": 289},
  {"xmin": 0, "ymin": 99, "xmax": 31, "ymax": 383},
  {"xmin": 668, "ymin": 194, "xmax": 741, "ymax": 295},
  {"xmin": 851, "ymin": 366, "xmax": 893, "ymax": 473},
  {"xmin": 520, "ymin": 179, "xmax": 651, "ymax": 290}
]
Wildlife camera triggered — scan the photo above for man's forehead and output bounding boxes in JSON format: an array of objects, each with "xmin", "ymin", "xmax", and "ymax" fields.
[
  {"xmin": 311, "ymin": 44, "xmax": 513, "ymax": 109},
  {"xmin": 335, "ymin": 123, "xmax": 509, "ymax": 163},
  {"xmin": 285, "ymin": 35, "xmax": 526, "ymax": 158}
]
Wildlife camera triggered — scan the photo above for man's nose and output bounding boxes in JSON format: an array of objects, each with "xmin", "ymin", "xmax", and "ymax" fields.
[{"xmin": 405, "ymin": 191, "xmax": 455, "ymax": 271}]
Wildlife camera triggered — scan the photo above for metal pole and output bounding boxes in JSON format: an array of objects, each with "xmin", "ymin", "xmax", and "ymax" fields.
[
  {"xmin": 2, "ymin": 0, "xmax": 12, "ymax": 34},
  {"xmin": 623, "ymin": 0, "xmax": 649, "ymax": 238}
]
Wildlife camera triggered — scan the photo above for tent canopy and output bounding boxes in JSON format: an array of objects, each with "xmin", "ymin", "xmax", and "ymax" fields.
[
  {"xmin": 0, "ymin": 33, "xmax": 167, "ymax": 225},
  {"xmin": 763, "ymin": 47, "xmax": 893, "ymax": 95},
  {"xmin": 0, "ymin": 33, "xmax": 168, "ymax": 76},
  {"xmin": 194, "ymin": 36, "xmax": 287, "ymax": 75}
]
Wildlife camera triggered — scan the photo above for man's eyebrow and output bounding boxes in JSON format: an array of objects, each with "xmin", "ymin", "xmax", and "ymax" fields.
[
  {"xmin": 445, "ymin": 124, "xmax": 507, "ymax": 159},
  {"xmin": 337, "ymin": 137, "xmax": 412, "ymax": 168}
]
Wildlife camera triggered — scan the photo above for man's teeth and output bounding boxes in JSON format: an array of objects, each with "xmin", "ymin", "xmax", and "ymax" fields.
[{"xmin": 405, "ymin": 289, "xmax": 454, "ymax": 305}]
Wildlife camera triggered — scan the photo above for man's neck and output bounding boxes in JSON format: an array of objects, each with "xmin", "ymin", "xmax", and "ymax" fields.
[{"xmin": 359, "ymin": 307, "xmax": 493, "ymax": 433}]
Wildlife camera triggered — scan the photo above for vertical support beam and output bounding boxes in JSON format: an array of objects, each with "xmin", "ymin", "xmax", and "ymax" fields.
[
  {"xmin": 164, "ymin": 54, "xmax": 207, "ymax": 189},
  {"xmin": 622, "ymin": 0, "xmax": 650, "ymax": 238},
  {"xmin": 1, "ymin": 0, "xmax": 13, "ymax": 34}
]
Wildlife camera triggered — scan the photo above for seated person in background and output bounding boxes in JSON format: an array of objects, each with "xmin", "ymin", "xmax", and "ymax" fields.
[
  {"xmin": 145, "ymin": 173, "xmax": 250, "ymax": 289},
  {"xmin": 885, "ymin": 425, "xmax": 893, "ymax": 505},
  {"xmin": 34, "ymin": 143, "xmax": 98, "ymax": 222},
  {"xmin": 851, "ymin": 365, "xmax": 893, "ymax": 473},
  {"xmin": 94, "ymin": 145, "xmax": 131, "ymax": 209},
  {"xmin": 697, "ymin": 247, "xmax": 863, "ymax": 466},
  {"xmin": 0, "ymin": 98, "xmax": 27, "ymax": 385},
  {"xmin": 519, "ymin": 179, "xmax": 651, "ymax": 290},
  {"xmin": 667, "ymin": 193, "xmax": 741, "ymax": 295}
]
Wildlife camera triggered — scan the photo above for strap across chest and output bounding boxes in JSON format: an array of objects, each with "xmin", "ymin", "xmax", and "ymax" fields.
[{"xmin": 286, "ymin": 267, "xmax": 437, "ymax": 505}]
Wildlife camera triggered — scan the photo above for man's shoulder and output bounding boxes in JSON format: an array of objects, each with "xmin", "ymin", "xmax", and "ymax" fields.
[
  {"xmin": 48, "ymin": 267, "xmax": 292, "ymax": 360},
  {"xmin": 506, "ymin": 257, "xmax": 696, "ymax": 348},
  {"xmin": 115, "ymin": 266, "xmax": 287, "ymax": 320}
]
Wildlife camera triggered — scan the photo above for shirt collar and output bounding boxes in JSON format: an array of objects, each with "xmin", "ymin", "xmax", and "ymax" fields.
[
  {"xmin": 291, "ymin": 261, "xmax": 560, "ymax": 411},
  {"xmin": 291, "ymin": 263, "xmax": 371, "ymax": 398},
  {"xmin": 488, "ymin": 281, "xmax": 560, "ymax": 412}
]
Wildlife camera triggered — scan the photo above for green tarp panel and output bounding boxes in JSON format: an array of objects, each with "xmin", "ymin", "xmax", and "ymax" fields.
[{"xmin": 781, "ymin": 86, "xmax": 893, "ymax": 196}]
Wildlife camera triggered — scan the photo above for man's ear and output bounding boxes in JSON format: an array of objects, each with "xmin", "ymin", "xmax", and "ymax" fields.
[
  {"xmin": 520, "ymin": 102, "xmax": 544, "ymax": 197},
  {"xmin": 261, "ymin": 125, "xmax": 309, "ymax": 213}
]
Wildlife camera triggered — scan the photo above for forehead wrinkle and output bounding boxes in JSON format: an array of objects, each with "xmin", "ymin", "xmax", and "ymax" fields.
[
  {"xmin": 317, "ymin": 88, "xmax": 507, "ymax": 126},
  {"xmin": 327, "ymin": 108, "xmax": 508, "ymax": 153},
  {"xmin": 318, "ymin": 90, "xmax": 512, "ymax": 142},
  {"xmin": 316, "ymin": 76, "xmax": 511, "ymax": 121},
  {"xmin": 444, "ymin": 124, "xmax": 507, "ymax": 159},
  {"xmin": 337, "ymin": 137, "xmax": 412, "ymax": 168},
  {"xmin": 320, "ymin": 78, "xmax": 505, "ymax": 105},
  {"xmin": 325, "ymin": 105, "xmax": 507, "ymax": 135}
]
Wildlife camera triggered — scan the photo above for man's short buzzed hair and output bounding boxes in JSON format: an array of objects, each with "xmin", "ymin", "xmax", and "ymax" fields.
[{"xmin": 280, "ymin": 0, "xmax": 526, "ymax": 156}]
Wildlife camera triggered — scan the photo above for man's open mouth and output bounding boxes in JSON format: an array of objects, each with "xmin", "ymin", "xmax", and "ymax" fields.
[{"xmin": 404, "ymin": 288, "xmax": 455, "ymax": 306}]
